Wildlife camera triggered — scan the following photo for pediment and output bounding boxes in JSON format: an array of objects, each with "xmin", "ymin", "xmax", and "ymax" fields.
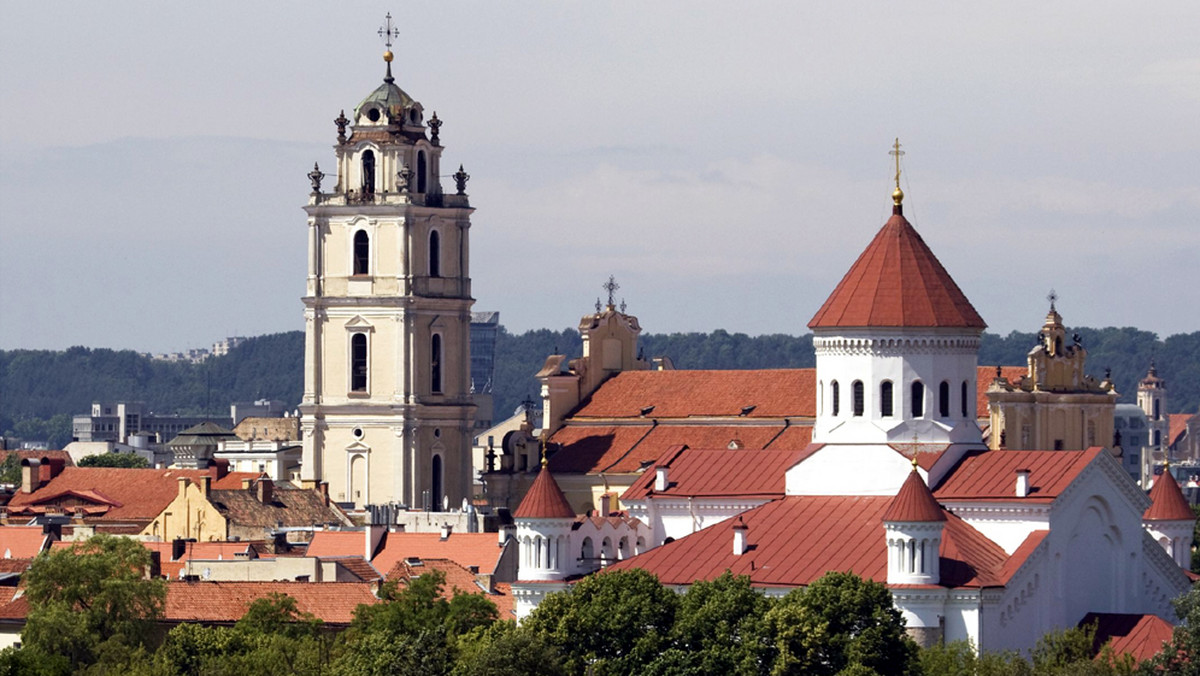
[
  {"xmin": 345, "ymin": 440, "xmax": 372, "ymax": 454},
  {"xmin": 344, "ymin": 316, "xmax": 374, "ymax": 331}
]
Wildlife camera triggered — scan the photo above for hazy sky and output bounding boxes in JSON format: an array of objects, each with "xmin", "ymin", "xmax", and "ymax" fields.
[{"xmin": 2, "ymin": 3, "xmax": 1197, "ymax": 354}]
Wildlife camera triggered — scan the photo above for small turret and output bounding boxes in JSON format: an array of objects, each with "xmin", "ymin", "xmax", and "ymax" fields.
[
  {"xmin": 1143, "ymin": 465, "xmax": 1195, "ymax": 569},
  {"xmin": 514, "ymin": 459, "xmax": 576, "ymax": 581},
  {"xmin": 883, "ymin": 463, "xmax": 945, "ymax": 586}
]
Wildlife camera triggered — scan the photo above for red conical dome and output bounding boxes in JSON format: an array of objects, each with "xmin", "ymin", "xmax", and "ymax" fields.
[
  {"xmin": 514, "ymin": 465, "xmax": 576, "ymax": 519},
  {"xmin": 809, "ymin": 208, "xmax": 986, "ymax": 330},
  {"xmin": 1144, "ymin": 470, "xmax": 1194, "ymax": 522},
  {"xmin": 883, "ymin": 468, "xmax": 946, "ymax": 522}
]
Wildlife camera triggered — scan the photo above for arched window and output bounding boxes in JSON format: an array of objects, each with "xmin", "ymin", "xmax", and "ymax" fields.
[
  {"xmin": 353, "ymin": 230, "xmax": 370, "ymax": 275},
  {"xmin": 831, "ymin": 381, "xmax": 840, "ymax": 416},
  {"xmin": 429, "ymin": 230, "xmax": 441, "ymax": 277},
  {"xmin": 361, "ymin": 150, "xmax": 376, "ymax": 196},
  {"xmin": 939, "ymin": 381, "xmax": 950, "ymax": 418},
  {"xmin": 350, "ymin": 333, "xmax": 368, "ymax": 392},
  {"xmin": 1153, "ymin": 399, "xmax": 1161, "ymax": 421},
  {"xmin": 911, "ymin": 381, "xmax": 924, "ymax": 417},
  {"xmin": 961, "ymin": 381, "xmax": 969, "ymax": 418},
  {"xmin": 431, "ymin": 333, "xmax": 443, "ymax": 394},
  {"xmin": 880, "ymin": 381, "xmax": 894, "ymax": 417},
  {"xmin": 581, "ymin": 537, "xmax": 594, "ymax": 561},
  {"xmin": 852, "ymin": 380, "xmax": 864, "ymax": 416},
  {"xmin": 417, "ymin": 150, "xmax": 428, "ymax": 193},
  {"xmin": 431, "ymin": 454, "xmax": 443, "ymax": 511}
]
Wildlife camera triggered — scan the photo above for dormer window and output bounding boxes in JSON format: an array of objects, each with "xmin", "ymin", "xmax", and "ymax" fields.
[
  {"xmin": 366, "ymin": 107, "xmax": 381, "ymax": 122},
  {"xmin": 409, "ymin": 109, "xmax": 420, "ymax": 124}
]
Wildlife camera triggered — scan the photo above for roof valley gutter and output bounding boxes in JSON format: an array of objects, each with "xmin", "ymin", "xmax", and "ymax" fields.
[{"xmin": 598, "ymin": 419, "xmax": 658, "ymax": 474}]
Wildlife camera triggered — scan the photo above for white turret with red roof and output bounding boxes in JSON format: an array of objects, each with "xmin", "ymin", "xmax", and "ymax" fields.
[
  {"xmin": 1143, "ymin": 464, "xmax": 1196, "ymax": 569},
  {"xmin": 884, "ymin": 462, "xmax": 946, "ymax": 586}
]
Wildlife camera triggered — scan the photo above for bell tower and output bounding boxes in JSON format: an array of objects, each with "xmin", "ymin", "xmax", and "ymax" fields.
[{"xmin": 300, "ymin": 15, "xmax": 476, "ymax": 510}]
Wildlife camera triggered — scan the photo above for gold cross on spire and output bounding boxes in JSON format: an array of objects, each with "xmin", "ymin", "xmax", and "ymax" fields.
[
  {"xmin": 540, "ymin": 437, "xmax": 549, "ymax": 468},
  {"xmin": 890, "ymin": 138, "xmax": 905, "ymax": 206}
]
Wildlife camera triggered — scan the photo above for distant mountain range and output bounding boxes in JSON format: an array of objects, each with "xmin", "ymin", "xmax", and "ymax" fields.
[{"xmin": 3, "ymin": 326, "xmax": 1197, "ymax": 448}]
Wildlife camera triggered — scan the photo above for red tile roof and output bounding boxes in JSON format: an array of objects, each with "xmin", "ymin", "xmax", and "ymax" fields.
[
  {"xmin": 571, "ymin": 369, "xmax": 815, "ymax": 419},
  {"xmin": 933, "ymin": 448, "xmax": 1101, "ymax": 503},
  {"xmin": 306, "ymin": 531, "xmax": 365, "ymax": 559},
  {"xmin": 0, "ymin": 450, "xmax": 73, "ymax": 467},
  {"xmin": 514, "ymin": 467, "xmax": 576, "ymax": 519},
  {"xmin": 0, "ymin": 526, "xmax": 49, "ymax": 559},
  {"xmin": 1144, "ymin": 470, "xmax": 1194, "ymax": 521},
  {"xmin": 622, "ymin": 447, "xmax": 809, "ymax": 501},
  {"xmin": 549, "ymin": 424, "xmax": 813, "ymax": 475},
  {"xmin": 308, "ymin": 530, "xmax": 506, "ymax": 579},
  {"xmin": 976, "ymin": 366, "xmax": 1029, "ymax": 418},
  {"xmin": 995, "ymin": 530, "xmax": 1049, "ymax": 585},
  {"xmin": 883, "ymin": 470, "xmax": 946, "ymax": 522},
  {"xmin": 139, "ymin": 541, "xmax": 259, "ymax": 579},
  {"xmin": 609, "ymin": 496, "xmax": 1007, "ymax": 589},
  {"xmin": 165, "ymin": 581, "xmax": 378, "ymax": 625},
  {"xmin": 1083, "ymin": 613, "xmax": 1175, "ymax": 663},
  {"xmin": 1168, "ymin": 414, "xmax": 1192, "ymax": 449},
  {"xmin": 385, "ymin": 557, "xmax": 513, "ymax": 617},
  {"xmin": 808, "ymin": 209, "xmax": 986, "ymax": 330},
  {"xmin": 5, "ymin": 467, "xmax": 260, "ymax": 524}
]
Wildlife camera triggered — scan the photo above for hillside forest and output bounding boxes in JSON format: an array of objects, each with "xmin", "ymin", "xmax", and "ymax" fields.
[{"xmin": 2, "ymin": 326, "xmax": 1198, "ymax": 449}]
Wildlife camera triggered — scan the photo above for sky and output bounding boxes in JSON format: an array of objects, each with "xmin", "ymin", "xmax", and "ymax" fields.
[{"xmin": 1, "ymin": 3, "xmax": 1197, "ymax": 354}]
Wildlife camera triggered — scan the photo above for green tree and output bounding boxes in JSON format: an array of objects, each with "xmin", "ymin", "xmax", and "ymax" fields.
[
  {"xmin": 19, "ymin": 534, "xmax": 166, "ymax": 672},
  {"xmin": 0, "ymin": 454, "xmax": 20, "ymax": 484},
  {"xmin": 766, "ymin": 571, "xmax": 919, "ymax": 676},
  {"xmin": 335, "ymin": 569, "xmax": 498, "ymax": 676},
  {"xmin": 523, "ymin": 568, "xmax": 678, "ymax": 676},
  {"xmin": 79, "ymin": 453, "xmax": 150, "ymax": 468},
  {"xmin": 451, "ymin": 621, "xmax": 565, "ymax": 676},
  {"xmin": 646, "ymin": 571, "xmax": 773, "ymax": 675}
]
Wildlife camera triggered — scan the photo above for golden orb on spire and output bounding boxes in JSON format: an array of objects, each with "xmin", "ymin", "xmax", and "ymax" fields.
[
  {"xmin": 893, "ymin": 186, "xmax": 904, "ymax": 206},
  {"xmin": 383, "ymin": 50, "xmax": 394, "ymax": 63},
  {"xmin": 889, "ymin": 138, "xmax": 905, "ymax": 206}
]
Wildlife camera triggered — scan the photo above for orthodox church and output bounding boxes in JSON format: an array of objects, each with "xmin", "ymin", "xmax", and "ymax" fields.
[
  {"xmin": 299, "ymin": 23, "xmax": 477, "ymax": 511},
  {"xmin": 509, "ymin": 179, "xmax": 1194, "ymax": 653}
]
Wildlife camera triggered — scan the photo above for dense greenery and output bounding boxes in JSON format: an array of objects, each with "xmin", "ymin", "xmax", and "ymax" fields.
[
  {"xmin": 3, "ymin": 326, "xmax": 1199, "ymax": 447},
  {"xmin": 78, "ymin": 453, "xmax": 149, "ymax": 468},
  {"xmin": 0, "ymin": 540, "xmax": 1194, "ymax": 675}
]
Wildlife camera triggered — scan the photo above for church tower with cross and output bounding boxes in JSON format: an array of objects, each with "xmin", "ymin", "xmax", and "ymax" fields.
[{"xmin": 299, "ymin": 15, "xmax": 476, "ymax": 510}]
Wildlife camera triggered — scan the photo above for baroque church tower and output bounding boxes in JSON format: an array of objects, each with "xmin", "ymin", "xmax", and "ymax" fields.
[{"xmin": 300, "ymin": 17, "xmax": 476, "ymax": 510}]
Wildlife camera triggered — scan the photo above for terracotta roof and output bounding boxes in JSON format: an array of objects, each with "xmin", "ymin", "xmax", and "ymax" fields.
[
  {"xmin": 622, "ymin": 447, "xmax": 809, "ymax": 501},
  {"xmin": 1168, "ymin": 414, "xmax": 1192, "ymax": 448},
  {"xmin": 387, "ymin": 558, "xmax": 514, "ymax": 619},
  {"xmin": 514, "ymin": 467, "xmax": 576, "ymax": 519},
  {"xmin": 883, "ymin": 470, "xmax": 946, "ymax": 522},
  {"xmin": 609, "ymin": 496, "xmax": 1007, "ymax": 589},
  {"xmin": 0, "ymin": 558, "xmax": 33, "ymax": 575},
  {"xmin": 1083, "ymin": 613, "xmax": 1175, "ymax": 663},
  {"xmin": 165, "ymin": 581, "xmax": 377, "ymax": 625},
  {"xmin": 808, "ymin": 208, "xmax": 986, "ymax": 330},
  {"xmin": 549, "ymin": 424, "xmax": 813, "ymax": 475},
  {"xmin": 0, "ymin": 526, "xmax": 49, "ymax": 559},
  {"xmin": 570, "ymin": 369, "xmax": 815, "ymax": 419},
  {"xmin": 5, "ymin": 467, "xmax": 260, "ymax": 523},
  {"xmin": 320, "ymin": 556, "xmax": 382, "ymax": 582},
  {"xmin": 933, "ymin": 448, "xmax": 1102, "ymax": 503},
  {"xmin": 306, "ymin": 530, "xmax": 504, "ymax": 579},
  {"xmin": 1144, "ymin": 470, "xmax": 1195, "ymax": 521},
  {"xmin": 0, "ymin": 591, "xmax": 29, "ymax": 620},
  {"xmin": 306, "ymin": 531, "xmax": 365, "ymax": 559},
  {"xmin": 995, "ymin": 530, "xmax": 1049, "ymax": 585},
  {"xmin": 0, "ymin": 450, "xmax": 73, "ymax": 467},
  {"xmin": 976, "ymin": 366, "xmax": 1029, "ymax": 418}
]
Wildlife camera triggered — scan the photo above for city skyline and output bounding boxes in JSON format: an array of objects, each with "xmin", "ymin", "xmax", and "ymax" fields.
[{"xmin": 2, "ymin": 3, "xmax": 1197, "ymax": 353}]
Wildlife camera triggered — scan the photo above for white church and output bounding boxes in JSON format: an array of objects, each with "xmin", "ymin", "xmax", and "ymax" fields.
[{"xmin": 509, "ymin": 185, "xmax": 1194, "ymax": 653}]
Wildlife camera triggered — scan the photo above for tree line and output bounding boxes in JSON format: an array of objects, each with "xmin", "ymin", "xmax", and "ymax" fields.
[
  {"xmin": 3, "ymin": 326, "xmax": 1199, "ymax": 448},
  {"xmin": 3, "ymin": 534, "xmax": 1196, "ymax": 675}
]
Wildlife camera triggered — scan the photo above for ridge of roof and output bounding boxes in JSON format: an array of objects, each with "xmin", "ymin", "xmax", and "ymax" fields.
[
  {"xmin": 1144, "ymin": 470, "xmax": 1195, "ymax": 521},
  {"xmin": 883, "ymin": 470, "xmax": 946, "ymax": 522},
  {"xmin": 514, "ymin": 467, "xmax": 576, "ymax": 519},
  {"xmin": 808, "ymin": 209, "xmax": 986, "ymax": 330}
]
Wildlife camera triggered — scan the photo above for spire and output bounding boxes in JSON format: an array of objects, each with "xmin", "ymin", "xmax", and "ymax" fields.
[
  {"xmin": 378, "ymin": 13, "xmax": 400, "ymax": 84},
  {"xmin": 883, "ymin": 467, "xmax": 946, "ymax": 522},
  {"xmin": 514, "ymin": 463, "xmax": 576, "ymax": 519},
  {"xmin": 890, "ymin": 138, "xmax": 905, "ymax": 211},
  {"xmin": 1144, "ymin": 466, "xmax": 1194, "ymax": 522}
]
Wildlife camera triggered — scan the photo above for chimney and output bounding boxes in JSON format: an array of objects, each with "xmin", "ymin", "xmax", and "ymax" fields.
[
  {"xmin": 318, "ymin": 482, "xmax": 330, "ymax": 507},
  {"xmin": 365, "ymin": 524, "xmax": 386, "ymax": 560},
  {"xmin": 147, "ymin": 550, "xmax": 162, "ymax": 579},
  {"xmin": 655, "ymin": 466, "xmax": 669, "ymax": 492},
  {"xmin": 178, "ymin": 476, "xmax": 190, "ymax": 499},
  {"xmin": 199, "ymin": 475, "xmax": 211, "ymax": 498},
  {"xmin": 171, "ymin": 537, "xmax": 187, "ymax": 561},
  {"xmin": 21, "ymin": 458, "xmax": 42, "ymax": 494},
  {"xmin": 209, "ymin": 458, "xmax": 229, "ymax": 481},
  {"xmin": 256, "ymin": 478, "xmax": 274, "ymax": 505},
  {"xmin": 1015, "ymin": 469, "xmax": 1031, "ymax": 498},
  {"xmin": 42, "ymin": 520, "xmax": 62, "ymax": 541},
  {"xmin": 732, "ymin": 517, "xmax": 748, "ymax": 556},
  {"xmin": 45, "ymin": 457, "xmax": 66, "ymax": 481},
  {"xmin": 440, "ymin": 523, "xmax": 452, "ymax": 540}
]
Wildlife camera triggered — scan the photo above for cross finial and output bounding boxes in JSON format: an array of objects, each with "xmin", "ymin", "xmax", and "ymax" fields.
[
  {"xmin": 890, "ymin": 138, "xmax": 905, "ymax": 206},
  {"xmin": 540, "ymin": 437, "xmax": 549, "ymax": 468},
  {"xmin": 619, "ymin": 298, "xmax": 627, "ymax": 313},
  {"xmin": 378, "ymin": 13, "xmax": 400, "ymax": 83},
  {"xmin": 602, "ymin": 276, "xmax": 620, "ymax": 309},
  {"xmin": 1047, "ymin": 289, "xmax": 1058, "ymax": 312}
]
